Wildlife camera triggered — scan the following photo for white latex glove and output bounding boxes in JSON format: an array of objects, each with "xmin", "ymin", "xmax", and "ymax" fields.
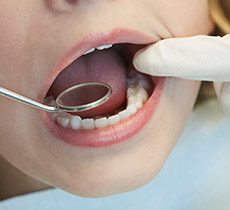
[{"xmin": 133, "ymin": 35, "xmax": 230, "ymax": 114}]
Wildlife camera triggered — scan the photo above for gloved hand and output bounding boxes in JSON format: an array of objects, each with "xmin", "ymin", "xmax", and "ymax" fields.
[{"xmin": 133, "ymin": 35, "xmax": 230, "ymax": 113}]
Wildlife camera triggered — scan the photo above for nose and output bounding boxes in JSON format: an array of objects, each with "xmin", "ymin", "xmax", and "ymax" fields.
[{"xmin": 46, "ymin": 0, "xmax": 78, "ymax": 12}]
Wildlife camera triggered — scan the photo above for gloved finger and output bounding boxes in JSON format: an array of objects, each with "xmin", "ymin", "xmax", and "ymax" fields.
[
  {"xmin": 214, "ymin": 82, "xmax": 230, "ymax": 114},
  {"xmin": 133, "ymin": 35, "xmax": 230, "ymax": 82}
]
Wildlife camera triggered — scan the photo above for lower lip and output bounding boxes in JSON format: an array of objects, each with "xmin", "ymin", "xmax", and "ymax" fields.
[{"xmin": 41, "ymin": 77, "xmax": 165, "ymax": 148}]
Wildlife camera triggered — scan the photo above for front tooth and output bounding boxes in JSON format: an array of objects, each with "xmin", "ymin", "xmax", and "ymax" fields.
[
  {"xmin": 70, "ymin": 116, "xmax": 82, "ymax": 129},
  {"xmin": 83, "ymin": 48, "xmax": 95, "ymax": 55},
  {"xmin": 82, "ymin": 119, "xmax": 95, "ymax": 129},
  {"xmin": 96, "ymin": 44, "xmax": 113, "ymax": 50},
  {"xmin": 108, "ymin": 114, "xmax": 120, "ymax": 125},
  {"xmin": 95, "ymin": 117, "xmax": 108, "ymax": 128}
]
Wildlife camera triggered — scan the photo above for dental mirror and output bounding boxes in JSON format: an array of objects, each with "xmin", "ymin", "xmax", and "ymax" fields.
[{"xmin": 0, "ymin": 82, "xmax": 112, "ymax": 113}]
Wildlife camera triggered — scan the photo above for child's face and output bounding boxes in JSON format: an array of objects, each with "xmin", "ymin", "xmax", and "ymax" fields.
[{"xmin": 0, "ymin": 1, "xmax": 213, "ymax": 197}]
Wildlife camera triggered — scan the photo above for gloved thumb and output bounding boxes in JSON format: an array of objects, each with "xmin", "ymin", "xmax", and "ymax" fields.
[{"xmin": 133, "ymin": 35, "xmax": 230, "ymax": 81}]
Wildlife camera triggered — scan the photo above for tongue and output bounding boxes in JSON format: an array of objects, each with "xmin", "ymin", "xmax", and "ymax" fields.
[{"xmin": 47, "ymin": 49, "xmax": 127, "ymax": 118}]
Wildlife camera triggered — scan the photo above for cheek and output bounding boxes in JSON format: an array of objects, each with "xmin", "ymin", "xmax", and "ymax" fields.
[
  {"xmin": 0, "ymin": 2, "xmax": 31, "ymax": 87},
  {"xmin": 0, "ymin": 1, "xmax": 46, "ymax": 99},
  {"xmin": 156, "ymin": 0, "xmax": 211, "ymax": 36}
]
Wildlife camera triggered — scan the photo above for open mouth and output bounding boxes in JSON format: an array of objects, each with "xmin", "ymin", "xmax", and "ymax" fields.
[{"xmin": 41, "ymin": 29, "xmax": 165, "ymax": 148}]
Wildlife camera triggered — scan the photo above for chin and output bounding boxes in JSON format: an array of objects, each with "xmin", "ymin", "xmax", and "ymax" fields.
[{"xmin": 36, "ymin": 79, "xmax": 199, "ymax": 198}]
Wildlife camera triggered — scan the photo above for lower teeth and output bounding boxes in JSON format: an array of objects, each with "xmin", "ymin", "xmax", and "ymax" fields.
[{"xmin": 46, "ymin": 74, "xmax": 151, "ymax": 130}]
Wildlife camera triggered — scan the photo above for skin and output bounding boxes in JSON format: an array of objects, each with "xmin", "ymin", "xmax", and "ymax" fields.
[{"xmin": 0, "ymin": 0, "xmax": 214, "ymax": 199}]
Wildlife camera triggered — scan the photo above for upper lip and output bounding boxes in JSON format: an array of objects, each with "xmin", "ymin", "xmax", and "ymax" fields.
[{"xmin": 39, "ymin": 27, "xmax": 157, "ymax": 101}]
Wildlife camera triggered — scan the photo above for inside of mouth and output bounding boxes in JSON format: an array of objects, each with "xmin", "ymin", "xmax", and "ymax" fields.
[{"xmin": 45, "ymin": 43, "xmax": 154, "ymax": 118}]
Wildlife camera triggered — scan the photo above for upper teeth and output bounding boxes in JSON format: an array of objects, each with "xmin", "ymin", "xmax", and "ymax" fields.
[
  {"xmin": 96, "ymin": 44, "xmax": 113, "ymax": 50},
  {"xmin": 83, "ymin": 44, "xmax": 113, "ymax": 55}
]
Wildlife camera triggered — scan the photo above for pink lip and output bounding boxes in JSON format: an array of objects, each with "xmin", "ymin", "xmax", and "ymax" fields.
[{"xmin": 40, "ymin": 28, "xmax": 165, "ymax": 148}]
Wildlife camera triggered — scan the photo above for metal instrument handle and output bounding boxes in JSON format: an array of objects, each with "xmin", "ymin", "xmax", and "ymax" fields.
[{"xmin": 0, "ymin": 87, "xmax": 60, "ymax": 112}]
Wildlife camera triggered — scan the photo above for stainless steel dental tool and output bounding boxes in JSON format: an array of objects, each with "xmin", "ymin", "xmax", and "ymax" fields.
[{"xmin": 0, "ymin": 82, "xmax": 112, "ymax": 113}]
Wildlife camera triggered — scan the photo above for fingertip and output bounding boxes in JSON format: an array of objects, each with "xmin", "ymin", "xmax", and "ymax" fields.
[
  {"xmin": 133, "ymin": 45, "xmax": 158, "ymax": 76},
  {"xmin": 132, "ymin": 48, "xmax": 146, "ymax": 72}
]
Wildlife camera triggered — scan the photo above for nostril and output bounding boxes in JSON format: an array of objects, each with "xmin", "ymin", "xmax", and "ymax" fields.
[{"xmin": 46, "ymin": 0, "xmax": 78, "ymax": 12}]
